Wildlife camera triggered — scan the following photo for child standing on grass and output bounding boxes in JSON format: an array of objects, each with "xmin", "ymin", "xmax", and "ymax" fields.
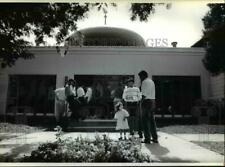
[{"xmin": 114, "ymin": 101, "xmax": 129, "ymax": 140}]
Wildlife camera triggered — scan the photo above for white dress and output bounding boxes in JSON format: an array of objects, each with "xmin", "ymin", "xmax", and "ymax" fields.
[{"xmin": 114, "ymin": 109, "xmax": 129, "ymax": 130}]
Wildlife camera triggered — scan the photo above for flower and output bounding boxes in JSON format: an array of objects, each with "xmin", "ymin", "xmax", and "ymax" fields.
[{"xmin": 21, "ymin": 132, "xmax": 151, "ymax": 162}]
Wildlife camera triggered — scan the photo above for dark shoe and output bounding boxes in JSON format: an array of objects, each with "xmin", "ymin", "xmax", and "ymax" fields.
[
  {"xmin": 151, "ymin": 139, "xmax": 159, "ymax": 143},
  {"xmin": 118, "ymin": 137, "xmax": 122, "ymax": 140}
]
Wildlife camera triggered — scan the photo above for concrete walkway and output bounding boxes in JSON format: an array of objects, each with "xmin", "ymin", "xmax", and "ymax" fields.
[{"xmin": 0, "ymin": 131, "xmax": 224, "ymax": 163}]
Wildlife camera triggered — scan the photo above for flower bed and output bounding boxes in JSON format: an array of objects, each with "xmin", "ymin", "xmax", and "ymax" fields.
[{"xmin": 20, "ymin": 127, "xmax": 151, "ymax": 162}]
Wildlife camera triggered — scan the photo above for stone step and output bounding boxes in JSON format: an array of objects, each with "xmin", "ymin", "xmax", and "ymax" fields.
[
  {"xmin": 67, "ymin": 119, "xmax": 117, "ymax": 132},
  {"xmin": 68, "ymin": 119, "xmax": 117, "ymax": 127},
  {"xmin": 67, "ymin": 126, "xmax": 117, "ymax": 132}
]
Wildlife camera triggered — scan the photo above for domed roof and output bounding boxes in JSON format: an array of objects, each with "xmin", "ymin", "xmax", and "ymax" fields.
[{"xmin": 66, "ymin": 27, "xmax": 146, "ymax": 47}]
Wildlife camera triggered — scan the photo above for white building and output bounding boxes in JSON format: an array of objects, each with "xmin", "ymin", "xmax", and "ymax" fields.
[{"xmin": 0, "ymin": 27, "xmax": 223, "ymax": 122}]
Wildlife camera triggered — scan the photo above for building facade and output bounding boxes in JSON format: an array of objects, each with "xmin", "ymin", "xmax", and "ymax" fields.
[{"xmin": 0, "ymin": 27, "xmax": 222, "ymax": 122}]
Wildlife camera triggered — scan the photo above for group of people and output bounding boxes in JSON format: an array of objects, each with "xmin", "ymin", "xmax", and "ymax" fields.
[
  {"xmin": 54, "ymin": 79, "xmax": 92, "ymax": 129},
  {"xmin": 114, "ymin": 70, "xmax": 158, "ymax": 144},
  {"xmin": 54, "ymin": 70, "xmax": 158, "ymax": 144}
]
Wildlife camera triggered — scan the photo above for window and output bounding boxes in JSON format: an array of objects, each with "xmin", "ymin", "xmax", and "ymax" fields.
[
  {"xmin": 153, "ymin": 76, "xmax": 201, "ymax": 115},
  {"xmin": 7, "ymin": 75, "xmax": 56, "ymax": 115}
]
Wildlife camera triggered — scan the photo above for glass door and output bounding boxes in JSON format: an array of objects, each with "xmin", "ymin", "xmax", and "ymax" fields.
[{"xmin": 74, "ymin": 75, "xmax": 134, "ymax": 119}]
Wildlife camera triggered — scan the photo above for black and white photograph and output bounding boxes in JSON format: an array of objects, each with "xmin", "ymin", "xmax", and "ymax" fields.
[{"xmin": 0, "ymin": 0, "xmax": 224, "ymax": 166}]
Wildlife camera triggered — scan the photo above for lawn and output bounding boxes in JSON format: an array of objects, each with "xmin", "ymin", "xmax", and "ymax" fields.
[
  {"xmin": 159, "ymin": 125, "xmax": 224, "ymax": 134},
  {"xmin": 159, "ymin": 124, "xmax": 224, "ymax": 155},
  {"xmin": 0, "ymin": 122, "xmax": 43, "ymax": 133},
  {"xmin": 0, "ymin": 122, "xmax": 43, "ymax": 142}
]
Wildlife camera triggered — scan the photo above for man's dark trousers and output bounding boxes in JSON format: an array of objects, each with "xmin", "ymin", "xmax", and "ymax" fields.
[
  {"xmin": 141, "ymin": 99, "xmax": 158, "ymax": 142},
  {"xmin": 126, "ymin": 102, "xmax": 138, "ymax": 135}
]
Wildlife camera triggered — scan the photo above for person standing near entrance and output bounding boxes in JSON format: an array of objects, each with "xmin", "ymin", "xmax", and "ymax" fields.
[
  {"xmin": 111, "ymin": 81, "xmax": 124, "ymax": 112},
  {"xmin": 138, "ymin": 70, "xmax": 158, "ymax": 144},
  {"xmin": 122, "ymin": 77, "xmax": 142, "ymax": 137},
  {"xmin": 65, "ymin": 79, "xmax": 81, "ymax": 121},
  {"xmin": 54, "ymin": 85, "xmax": 67, "ymax": 130},
  {"xmin": 77, "ymin": 84, "xmax": 86, "ymax": 104}
]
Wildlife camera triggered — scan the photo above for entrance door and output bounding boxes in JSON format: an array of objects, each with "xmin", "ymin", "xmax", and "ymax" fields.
[
  {"xmin": 153, "ymin": 76, "xmax": 201, "ymax": 116},
  {"xmin": 74, "ymin": 75, "xmax": 134, "ymax": 119}
]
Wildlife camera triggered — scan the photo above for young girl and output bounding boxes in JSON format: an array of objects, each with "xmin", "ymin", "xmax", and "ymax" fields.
[{"xmin": 114, "ymin": 101, "xmax": 130, "ymax": 140}]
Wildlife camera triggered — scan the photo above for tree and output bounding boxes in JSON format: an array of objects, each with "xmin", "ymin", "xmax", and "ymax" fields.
[
  {"xmin": 0, "ymin": 3, "xmax": 90, "ymax": 68},
  {"xmin": 202, "ymin": 4, "xmax": 225, "ymax": 123},
  {"xmin": 0, "ymin": 3, "xmax": 169, "ymax": 68},
  {"xmin": 202, "ymin": 4, "xmax": 225, "ymax": 75},
  {"xmin": 130, "ymin": 3, "xmax": 171, "ymax": 21}
]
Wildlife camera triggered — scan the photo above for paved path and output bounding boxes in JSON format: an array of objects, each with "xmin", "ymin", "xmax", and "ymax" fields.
[{"xmin": 0, "ymin": 131, "xmax": 224, "ymax": 164}]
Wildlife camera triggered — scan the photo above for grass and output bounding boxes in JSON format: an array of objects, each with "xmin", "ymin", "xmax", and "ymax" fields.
[
  {"xmin": 159, "ymin": 124, "xmax": 224, "ymax": 134},
  {"xmin": 0, "ymin": 122, "xmax": 43, "ymax": 142},
  {"xmin": 0, "ymin": 122, "xmax": 43, "ymax": 133},
  {"xmin": 159, "ymin": 124, "xmax": 224, "ymax": 155},
  {"xmin": 192, "ymin": 141, "xmax": 224, "ymax": 155}
]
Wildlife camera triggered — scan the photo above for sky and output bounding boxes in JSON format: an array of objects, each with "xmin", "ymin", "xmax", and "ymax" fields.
[{"xmin": 42, "ymin": 1, "xmax": 211, "ymax": 48}]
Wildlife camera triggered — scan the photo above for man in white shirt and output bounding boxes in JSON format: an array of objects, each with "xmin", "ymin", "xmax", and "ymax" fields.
[
  {"xmin": 77, "ymin": 86, "xmax": 86, "ymax": 105},
  {"xmin": 122, "ymin": 77, "xmax": 142, "ymax": 136},
  {"xmin": 54, "ymin": 86, "xmax": 68, "ymax": 130},
  {"xmin": 85, "ymin": 87, "xmax": 93, "ymax": 103},
  {"xmin": 65, "ymin": 79, "xmax": 80, "ymax": 121},
  {"xmin": 138, "ymin": 70, "xmax": 158, "ymax": 144}
]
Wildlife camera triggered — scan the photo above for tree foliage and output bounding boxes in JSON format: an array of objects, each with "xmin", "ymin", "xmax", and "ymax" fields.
[
  {"xmin": 130, "ymin": 3, "xmax": 171, "ymax": 22},
  {"xmin": 202, "ymin": 4, "xmax": 225, "ymax": 75},
  {"xmin": 0, "ymin": 3, "xmax": 89, "ymax": 68},
  {"xmin": 130, "ymin": 3, "xmax": 156, "ymax": 21}
]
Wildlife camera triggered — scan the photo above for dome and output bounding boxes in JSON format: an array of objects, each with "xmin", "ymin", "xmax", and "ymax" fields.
[{"xmin": 66, "ymin": 27, "xmax": 146, "ymax": 47}]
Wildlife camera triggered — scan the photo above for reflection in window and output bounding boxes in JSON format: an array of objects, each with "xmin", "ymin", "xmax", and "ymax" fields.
[
  {"xmin": 7, "ymin": 75, "xmax": 56, "ymax": 114},
  {"xmin": 74, "ymin": 75, "xmax": 134, "ymax": 119},
  {"xmin": 153, "ymin": 76, "xmax": 201, "ymax": 116}
]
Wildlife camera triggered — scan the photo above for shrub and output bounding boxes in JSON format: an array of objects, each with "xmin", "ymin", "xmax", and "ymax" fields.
[{"xmin": 21, "ymin": 127, "xmax": 151, "ymax": 162}]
